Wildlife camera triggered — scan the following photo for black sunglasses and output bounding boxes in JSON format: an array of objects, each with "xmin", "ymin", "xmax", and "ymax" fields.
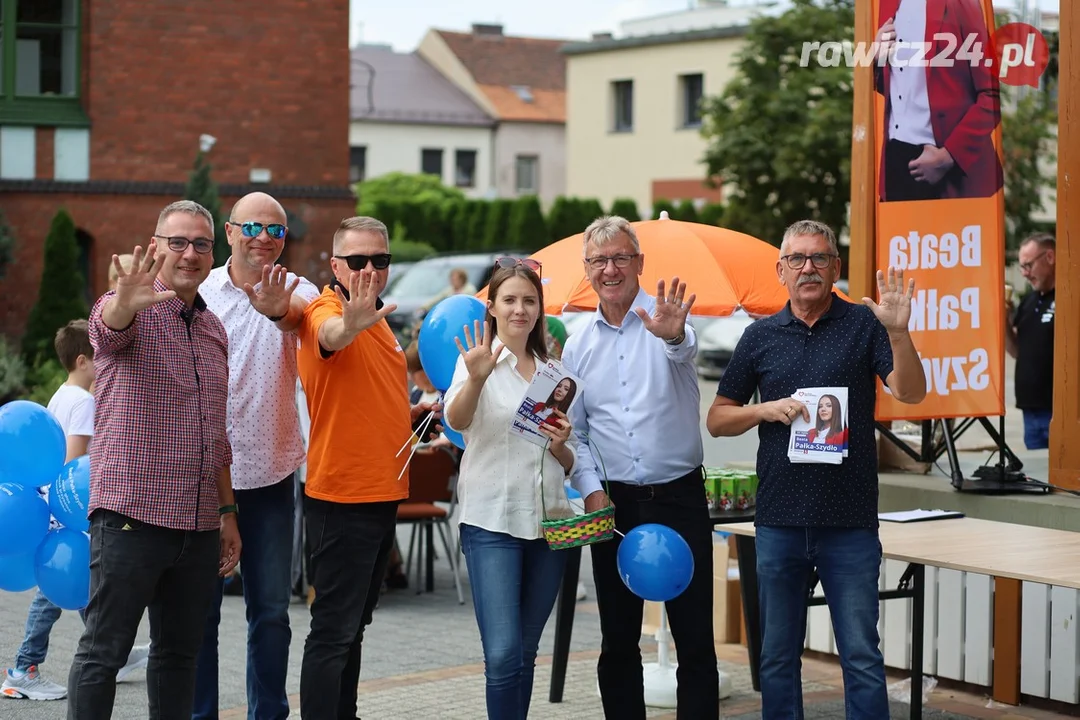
[
  {"xmin": 334, "ymin": 253, "xmax": 392, "ymax": 271},
  {"xmin": 231, "ymin": 221, "xmax": 287, "ymax": 240}
]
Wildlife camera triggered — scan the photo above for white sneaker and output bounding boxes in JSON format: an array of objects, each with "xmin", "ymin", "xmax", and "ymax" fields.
[
  {"xmin": 116, "ymin": 645, "xmax": 150, "ymax": 682},
  {"xmin": 576, "ymin": 581, "xmax": 588, "ymax": 601},
  {"xmin": 1, "ymin": 666, "xmax": 67, "ymax": 700}
]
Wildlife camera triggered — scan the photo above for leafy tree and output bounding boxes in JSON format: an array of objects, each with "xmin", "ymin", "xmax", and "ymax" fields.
[
  {"xmin": 652, "ymin": 199, "xmax": 677, "ymax": 220},
  {"xmin": 673, "ymin": 199, "xmax": 700, "ymax": 223},
  {"xmin": 577, "ymin": 198, "xmax": 605, "ymax": 229},
  {"xmin": 699, "ymin": 203, "xmax": 725, "ymax": 226},
  {"xmin": 609, "ymin": 198, "xmax": 641, "ymax": 222},
  {"xmin": 356, "ymin": 172, "xmax": 465, "ymax": 208},
  {"xmin": 1001, "ymin": 90, "xmax": 1057, "ymax": 252},
  {"xmin": 467, "ymin": 201, "xmax": 490, "ymax": 251},
  {"xmin": 184, "ymin": 152, "xmax": 229, "ymax": 267},
  {"xmin": 0, "ymin": 208, "xmax": 14, "ymax": 280},
  {"xmin": 483, "ymin": 200, "xmax": 513, "ymax": 250},
  {"xmin": 547, "ymin": 196, "xmax": 580, "ymax": 242},
  {"xmin": 700, "ymin": 0, "xmax": 855, "ymax": 246},
  {"xmin": 22, "ymin": 210, "xmax": 88, "ymax": 364},
  {"xmin": 507, "ymin": 196, "xmax": 549, "ymax": 251}
]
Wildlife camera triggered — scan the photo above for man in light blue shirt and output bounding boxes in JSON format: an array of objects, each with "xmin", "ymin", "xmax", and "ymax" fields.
[{"xmin": 563, "ymin": 215, "xmax": 719, "ymax": 719}]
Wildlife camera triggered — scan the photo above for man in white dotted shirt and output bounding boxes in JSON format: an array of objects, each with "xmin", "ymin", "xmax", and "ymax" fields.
[{"xmin": 194, "ymin": 192, "xmax": 320, "ymax": 720}]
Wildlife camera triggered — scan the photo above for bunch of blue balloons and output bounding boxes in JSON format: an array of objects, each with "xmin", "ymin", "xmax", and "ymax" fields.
[
  {"xmin": 416, "ymin": 294, "xmax": 488, "ymax": 451},
  {"xmin": 617, "ymin": 523, "xmax": 696, "ymax": 603},
  {"xmin": 0, "ymin": 400, "xmax": 92, "ymax": 610}
]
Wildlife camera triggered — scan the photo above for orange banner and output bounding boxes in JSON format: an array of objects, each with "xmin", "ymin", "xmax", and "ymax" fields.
[{"xmin": 871, "ymin": 0, "xmax": 1006, "ymax": 420}]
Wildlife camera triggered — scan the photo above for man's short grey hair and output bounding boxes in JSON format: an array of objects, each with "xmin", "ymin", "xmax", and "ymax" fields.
[
  {"xmin": 156, "ymin": 200, "xmax": 214, "ymax": 236},
  {"xmin": 582, "ymin": 215, "xmax": 640, "ymax": 255},
  {"xmin": 333, "ymin": 216, "xmax": 388, "ymax": 254},
  {"xmin": 780, "ymin": 220, "xmax": 839, "ymax": 255},
  {"xmin": 1020, "ymin": 232, "xmax": 1055, "ymax": 252}
]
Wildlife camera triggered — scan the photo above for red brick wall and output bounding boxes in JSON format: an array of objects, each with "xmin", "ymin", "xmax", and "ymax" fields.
[
  {"xmin": 35, "ymin": 128, "xmax": 55, "ymax": 180},
  {"xmin": 0, "ymin": 194, "xmax": 352, "ymax": 340},
  {"xmin": 85, "ymin": 0, "xmax": 350, "ymax": 186}
]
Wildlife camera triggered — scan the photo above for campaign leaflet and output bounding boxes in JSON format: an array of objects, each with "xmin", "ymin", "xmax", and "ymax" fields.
[
  {"xmin": 511, "ymin": 360, "xmax": 582, "ymax": 448},
  {"xmin": 788, "ymin": 387, "xmax": 849, "ymax": 465}
]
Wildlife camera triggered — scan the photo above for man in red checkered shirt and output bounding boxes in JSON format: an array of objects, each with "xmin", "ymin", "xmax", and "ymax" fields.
[{"xmin": 66, "ymin": 200, "xmax": 242, "ymax": 719}]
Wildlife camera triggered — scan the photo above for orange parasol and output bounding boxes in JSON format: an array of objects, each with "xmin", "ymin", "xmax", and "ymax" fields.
[{"xmin": 480, "ymin": 214, "xmax": 850, "ymax": 317}]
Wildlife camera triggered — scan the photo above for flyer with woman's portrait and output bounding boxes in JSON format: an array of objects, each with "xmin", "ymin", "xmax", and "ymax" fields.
[
  {"xmin": 788, "ymin": 387, "xmax": 849, "ymax": 464},
  {"xmin": 511, "ymin": 361, "xmax": 582, "ymax": 447}
]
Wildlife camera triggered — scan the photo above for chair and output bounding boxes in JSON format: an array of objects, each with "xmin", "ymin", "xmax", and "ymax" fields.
[{"xmin": 397, "ymin": 445, "xmax": 464, "ymax": 604}]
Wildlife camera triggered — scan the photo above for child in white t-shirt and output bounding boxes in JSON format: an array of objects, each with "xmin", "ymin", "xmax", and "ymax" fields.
[{"xmin": 2, "ymin": 316, "xmax": 148, "ymax": 701}]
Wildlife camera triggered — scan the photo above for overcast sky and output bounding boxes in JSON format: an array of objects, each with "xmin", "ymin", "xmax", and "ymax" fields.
[{"xmin": 349, "ymin": 0, "xmax": 1062, "ymax": 51}]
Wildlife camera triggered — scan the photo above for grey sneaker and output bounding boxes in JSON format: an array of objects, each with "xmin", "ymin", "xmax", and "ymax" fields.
[
  {"xmin": 1, "ymin": 665, "xmax": 67, "ymax": 700},
  {"xmin": 116, "ymin": 644, "xmax": 150, "ymax": 682}
]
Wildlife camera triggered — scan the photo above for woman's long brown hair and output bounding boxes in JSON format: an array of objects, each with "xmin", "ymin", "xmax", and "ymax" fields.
[{"xmin": 485, "ymin": 265, "xmax": 549, "ymax": 363}]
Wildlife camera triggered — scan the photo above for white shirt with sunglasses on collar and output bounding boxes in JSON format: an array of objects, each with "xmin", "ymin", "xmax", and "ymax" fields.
[{"xmin": 202, "ymin": 259, "xmax": 320, "ymax": 491}]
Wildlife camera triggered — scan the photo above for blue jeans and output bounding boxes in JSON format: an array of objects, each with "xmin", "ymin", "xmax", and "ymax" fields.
[
  {"xmin": 756, "ymin": 526, "xmax": 888, "ymax": 720},
  {"xmin": 460, "ymin": 524, "xmax": 567, "ymax": 720},
  {"xmin": 193, "ymin": 476, "xmax": 296, "ymax": 720},
  {"xmin": 1022, "ymin": 409, "xmax": 1052, "ymax": 450},
  {"xmin": 15, "ymin": 591, "xmax": 86, "ymax": 671}
]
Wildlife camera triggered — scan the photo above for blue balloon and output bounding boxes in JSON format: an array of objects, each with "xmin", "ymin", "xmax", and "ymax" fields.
[
  {"xmin": 51, "ymin": 456, "xmax": 91, "ymax": 532},
  {"xmin": 418, "ymin": 295, "xmax": 487, "ymax": 392},
  {"xmin": 0, "ymin": 482, "xmax": 51, "ymax": 557},
  {"xmin": 0, "ymin": 400, "xmax": 66, "ymax": 490},
  {"xmin": 442, "ymin": 425, "xmax": 466, "ymax": 450},
  {"xmin": 35, "ymin": 528, "xmax": 90, "ymax": 611},
  {"xmin": 616, "ymin": 523, "xmax": 695, "ymax": 602},
  {"xmin": 0, "ymin": 547, "xmax": 38, "ymax": 592}
]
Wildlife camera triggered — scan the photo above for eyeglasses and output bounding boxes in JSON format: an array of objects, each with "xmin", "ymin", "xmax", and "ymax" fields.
[
  {"xmin": 231, "ymin": 221, "xmax": 287, "ymax": 240},
  {"xmin": 495, "ymin": 257, "xmax": 541, "ymax": 273},
  {"xmin": 334, "ymin": 253, "xmax": 392, "ymax": 271},
  {"xmin": 780, "ymin": 253, "xmax": 838, "ymax": 270},
  {"xmin": 1019, "ymin": 251, "xmax": 1047, "ymax": 273},
  {"xmin": 153, "ymin": 235, "xmax": 214, "ymax": 255},
  {"xmin": 584, "ymin": 253, "xmax": 639, "ymax": 270}
]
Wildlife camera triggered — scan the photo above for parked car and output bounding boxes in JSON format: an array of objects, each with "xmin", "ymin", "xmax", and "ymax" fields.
[
  {"xmin": 694, "ymin": 311, "xmax": 756, "ymax": 380},
  {"xmin": 385, "ymin": 261, "xmax": 415, "ymax": 294},
  {"xmin": 384, "ymin": 251, "xmax": 529, "ymax": 342}
]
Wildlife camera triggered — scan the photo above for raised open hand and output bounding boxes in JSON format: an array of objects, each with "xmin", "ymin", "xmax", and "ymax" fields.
[
  {"xmin": 635, "ymin": 276, "xmax": 696, "ymax": 342},
  {"xmin": 863, "ymin": 267, "xmax": 914, "ymax": 333},
  {"xmin": 244, "ymin": 264, "xmax": 300, "ymax": 318},
  {"xmin": 453, "ymin": 319, "xmax": 505, "ymax": 381},
  {"xmin": 336, "ymin": 269, "xmax": 396, "ymax": 335},
  {"xmin": 112, "ymin": 241, "xmax": 176, "ymax": 313}
]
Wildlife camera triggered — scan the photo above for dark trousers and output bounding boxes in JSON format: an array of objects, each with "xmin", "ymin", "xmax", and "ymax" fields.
[
  {"xmin": 67, "ymin": 509, "xmax": 220, "ymax": 720},
  {"xmin": 299, "ymin": 498, "xmax": 399, "ymax": 720},
  {"xmin": 193, "ymin": 476, "xmax": 296, "ymax": 720},
  {"xmin": 884, "ymin": 139, "xmax": 945, "ymax": 202},
  {"xmin": 589, "ymin": 468, "xmax": 719, "ymax": 720}
]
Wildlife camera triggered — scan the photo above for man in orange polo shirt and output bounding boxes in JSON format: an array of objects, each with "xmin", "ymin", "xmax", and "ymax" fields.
[{"xmin": 296, "ymin": 216, "xmax": 438, "ymax": 719}]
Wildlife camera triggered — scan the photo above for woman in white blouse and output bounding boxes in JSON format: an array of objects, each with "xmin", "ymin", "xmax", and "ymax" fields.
[{"xmin": 444, "ymin": 260, "xmax": 576, "ymax": 720}]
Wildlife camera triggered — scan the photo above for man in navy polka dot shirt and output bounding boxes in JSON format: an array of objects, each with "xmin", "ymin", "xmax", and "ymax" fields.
[{"xmin": 707, "ymin": 219, "xmax": 926, "ymax": 719}]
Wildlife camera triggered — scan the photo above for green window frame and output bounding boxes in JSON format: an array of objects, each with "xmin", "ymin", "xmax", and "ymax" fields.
[{"xmin": 0, "ymin": 0, "xmax": 88, "ymax": 126}]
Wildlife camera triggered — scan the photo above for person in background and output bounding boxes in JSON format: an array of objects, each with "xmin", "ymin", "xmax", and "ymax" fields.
[
  {"xmin": 1, "ymin": 322, "xmax": 149, "ymax": 702},
  {"xmin": 707, "ymin": 219, "xmax": 926, "ymax": 719},
  {"xmin": 444, "ymin": 258, "xmax": 576, "ymax": 720},
  {"xmin": 562, "ymin": 215, "xmax": 718, "ymax": 719},
  {"xmin": 1005, "ymin": 232, "xmax": 1056, "ymax": 450},
  {"xmin": 420, "ymin": 267, "xmax": 478, "ymax": 314}
]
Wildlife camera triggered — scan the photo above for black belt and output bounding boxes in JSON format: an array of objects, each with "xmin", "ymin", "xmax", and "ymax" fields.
[{"xmin": 608, "ymin": 466, "xmax": 704, "ymax": 501}]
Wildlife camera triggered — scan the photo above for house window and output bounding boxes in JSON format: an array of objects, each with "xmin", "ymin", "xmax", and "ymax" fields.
[
  {"xmin": 349, "ymin": 146, "xmax": 366, "ymax": 183},
  {"xmin": 612, "ymin": 80, "xmax": 633, "ymax": 132},
  {"xmin": 515, "ymin": 155, "xmax": 538, "ymax": 194},
  {"xmin": 680, "ymin": 73, "xmax": 704, "ymax": 128},
  {"xmin": 0, "ymin": 0, "xmax": 87, "ymax": 126},
  {"xmin": 455, "ymin": 149, "xmax": 477, "ymax": 188},
  {"xmin": 421, "ymin": 148, "xmax": 443, "ymax": 177}
]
